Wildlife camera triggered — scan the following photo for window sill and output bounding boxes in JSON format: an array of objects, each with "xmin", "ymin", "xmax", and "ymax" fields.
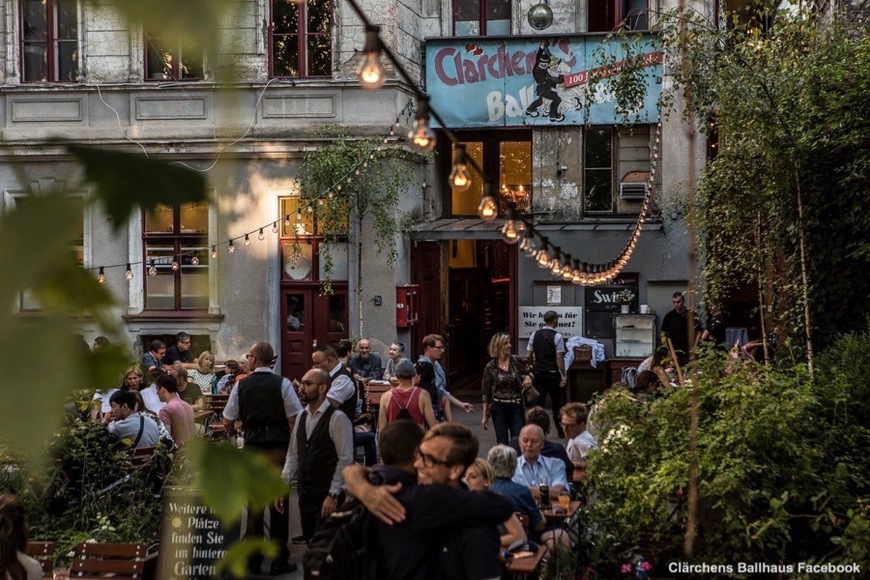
[{"xmin": 123, "ymin": 311, "xmax": 224, "ymax": 323}]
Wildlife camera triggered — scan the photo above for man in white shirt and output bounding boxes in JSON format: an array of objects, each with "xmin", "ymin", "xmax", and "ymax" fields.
[
  {"xmin": 281, "ymin": 368, "xmax": 353, "ymax": 544},
  {"xmin": 512, "ymin": 424, "xmax": 568, "ymax": 501},
  {"xmin": 560, "ymin": 402, "xmax": 598, "ymax": 472}
]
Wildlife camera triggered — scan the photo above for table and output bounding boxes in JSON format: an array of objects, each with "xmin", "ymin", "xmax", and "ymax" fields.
[{"xmin": 541, "ymin": 500, "xmax": 580, "ymax": 524}]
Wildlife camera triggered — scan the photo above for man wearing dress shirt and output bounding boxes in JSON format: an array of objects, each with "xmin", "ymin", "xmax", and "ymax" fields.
[
  {"xmin": 222, "ymin": 342, "xmax": 302, "ymax": 576},
  {"xmin": 281, "ymin": 368, "xmax": 353, "ymax": 544},
  {"xmin": 512, "ymin": 424, "xmax": 568, "ymax": 502}
]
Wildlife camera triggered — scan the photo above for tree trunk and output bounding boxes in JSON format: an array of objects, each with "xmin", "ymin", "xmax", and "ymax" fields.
[{"xmin": 795, "ymin": 170, "xmax": 814, "ymax": 376}]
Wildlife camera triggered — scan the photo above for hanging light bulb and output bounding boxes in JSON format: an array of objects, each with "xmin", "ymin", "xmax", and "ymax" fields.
[
  {"xmin": 171, "ymin": 257, "xmax": 180, "ymax": 271},
  {"xmin": 449, "ymin": 144, "xmax": 472, "ymax": 192},
  {"xmin": 272, "ymin": 221, "xmax": 279, "ymax": 234},
  {"xmin": 124, "ymin": 264, "xmax": 133, "ymax": 281},
  {"xmin": 297, "ymin": 209, "xmax": 304, "ymax": 221},
  {"xmin": 502, "ymin": 220, "xmax": 521, "ymax": 244},
  {"xmin": 228, "ymin": 240, "xmax": 236, "ymax": 253},
  {"xmin": 478, "ymin": 196, "xmax": 498, "ymax": 220},
  {"xmin": 358, "ymin": 25, "xmax": 385, "ymax": 90},
  {"xmin": 211, "ymin": 245, "xmax": 217, "ymax": 259},
  {"xmin": 536, "ymin": 248, "xmax": 551, "ymax": 269},
  {"xmin": 550, "ymin": 253, "xmax": 563, "ymax": 275},
  {"xmin": 148, "ymin": 260, "xmax": 158, "ymax": 276},
  {"xmin": 244, "ymin": 234, "xmax": 251, "ymax": 246},
  {"xmin": 519, "ymin": 230, "xmax": 538, "ymax": 255},
  {"xmin": 97, "ymin": 267, "xmax": 106, "ymax": 284},
  {"xmin": 408, "ymin": 98, "xmax": 436, "ymax": 153},
  {"xmin": 285, "ymin": 213, "xmax": 292, "ymax": 227},
  {"xmin": 191, "ymin": 252, "xmax": 200, "ymax": 266},
  {"xmin": 258, "ymin": 228, "xmax": 265, "ymax": 241}
]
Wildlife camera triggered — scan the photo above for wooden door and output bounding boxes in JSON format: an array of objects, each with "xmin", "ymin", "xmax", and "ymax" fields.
[{"xmin": 280, "ymin": 285, "xmax": 348, "ymax": 380}]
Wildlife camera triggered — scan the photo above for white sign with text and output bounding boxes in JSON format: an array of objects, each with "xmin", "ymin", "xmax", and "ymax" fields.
[{"xmin": 518, "ymin": 307, "xmax": 584, "ymax": 350}]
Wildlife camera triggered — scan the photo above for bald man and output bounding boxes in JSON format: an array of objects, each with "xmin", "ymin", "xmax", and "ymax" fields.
[{"xmin": 512, "ymin": 424, "xmax": 568, "ymax": 502}]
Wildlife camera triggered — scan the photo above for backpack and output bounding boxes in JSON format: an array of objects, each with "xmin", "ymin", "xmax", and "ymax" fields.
[
  {"xmin": 395, "ymin": 388, "xmax": 416, "ymax": 420},
  {"xmin": 303, "ymin": 499, "xmax": 377, "ymax": 580}
]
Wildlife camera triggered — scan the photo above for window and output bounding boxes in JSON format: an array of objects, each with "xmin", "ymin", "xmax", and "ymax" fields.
[
  {"xmin": 453, "ymin": 0, "xmax": 511, "ymax": 36},
  {"xmin": 584, "ymin": 125, "xmax": 652, "ymax": 214},
  {"xmin": 270, "ymin": 0, "xmax": 332, "ymax": 78},
  {"xmin": 446, "ymin": 131, "xmax": 531, "ymax": 217},
  {"xmin": 279, "ymin": 196, "xmax": 348, "ymax": 282},
  {"xmin": 143, "ymin": 202, "xmax": 209, "ymax": 310},
  {"xmin": 144, "ymin": 32, "xmax": 204, "ymax": 81},
  {"xmin": 588, "ymin": 0, "xmax": 648, "ymax": 33},
  {"xmin": 4, "ymin": 191, "xmax": 84, "ymax": 310},
  {"xmin": 20, "ymin": 0, "xmax": 79, "ymax": 82}
]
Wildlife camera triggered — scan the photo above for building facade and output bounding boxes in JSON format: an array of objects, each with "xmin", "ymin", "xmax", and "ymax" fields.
[{"xmin": 1, "ymin": 0, "xmax": 705, "ymax": 384}]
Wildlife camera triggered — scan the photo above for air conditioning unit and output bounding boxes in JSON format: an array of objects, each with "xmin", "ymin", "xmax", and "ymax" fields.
[{"xmin": 619, "ymin": 182, "xmax": 648, "ymax": 200}]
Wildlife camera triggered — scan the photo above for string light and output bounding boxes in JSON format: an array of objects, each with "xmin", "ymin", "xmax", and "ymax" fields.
[
  {"xmin": 358, "ymin": 25, "xmax": 385, "ymax": 89},
  {"xmin": 97, "ymin": 267, "xmax": 105, "ymax": 284},
  {"xmin": 124, "ymin": 264, "xmax": 133, "ymax": 281},
  {"xmin": 258, "ymin": 228, "xmax": 265, "ymax": 241},
  {"xmin": 228, "ymin": 240, "xmax": 236, "ymax": 253},
  {"xmin": 244, "ymin": 234, "xmax": 251, "ymax": 246},
  {"xmin": 171, "ymin": 257, "xmax": 180, "ymax": 271},
  {"xmin": 501, "ymin": 220, "xmax": 521, "ymax": 244},
  {"xmin": 148, "ymin": 260, "xmax": 157, "ymax": 276},
  {"xmin": 408, "ymin": 97, "xmax": 436, "ymax": 153},
  {"xmin": 449, "ymin": 144, "xmax": 472, "ymax": 192},
  {"xmin": 272, "ymin": 221, "xmax": 278, "ymax": 234},
  {"xmin": 211, "ymin": 245, "xmax": 217, "ymax": 259},
  {"xmin": 478, "ymin": 196, "xmax": 498, "ymax": 220},
  {"xmin": 191, "ymin": 252, "xmax": 200, "ymax": 266}
]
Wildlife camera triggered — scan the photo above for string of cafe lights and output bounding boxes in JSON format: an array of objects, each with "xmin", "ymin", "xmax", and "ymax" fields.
[
  {"xmin": 350, "ymin": 0, "xmax": 660, "ymax": 285},
  {"xmin": 89, "ymin": 100, "xmax": 415, "ymax": 284}
]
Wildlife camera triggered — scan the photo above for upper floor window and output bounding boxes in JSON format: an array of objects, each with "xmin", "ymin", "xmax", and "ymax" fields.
[
  {"xmin": 144, "ymin": 32, "xmax": 204, "ymax": 81},
  {"xmin": 584, "ymin": 125, "xmax": 652, "ymax": 214},
  {"xmin": 20, "ymin": 0, "xmax": 79, "ymax": 82},
  {"xmin": 270, "ymin": 0, "xmax": 333, "ymax": 78},
  {"xmin": 143, "ymin": 202, "xmax": 209, "ymax": 310},
  {"xmin": 445, "ymin": 131, "xmax": 531, "ymax": 217},
  {"xmin": 588, "ymin": 0, "xmax": 649, "ymax": 33},
  {"xmin": 453, "ymin": 0, "xmax": 511, "ymax": 36}
]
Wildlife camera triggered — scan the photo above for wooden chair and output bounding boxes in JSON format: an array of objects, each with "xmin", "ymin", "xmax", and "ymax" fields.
[
  {"xmin": 25, "ymin": 541, "xmax": 55, "ymax": 577},
  {"xmin": 126, "ymin": 446, "xmax": 156, "ymax": 474},
  {"xmin": 504, "ymin": 544, "xmax": 548, "ymax": 579},
  {"xmin": 202, "ymin": 394, "xmax": 230, "ymax": 439},
  {"xmin": 70, "ymin": 542, "xmax": 157, "ymax": 579}
]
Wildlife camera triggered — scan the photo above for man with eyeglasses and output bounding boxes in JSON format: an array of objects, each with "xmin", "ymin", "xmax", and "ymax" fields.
[
  {"xmin": 222, "ymin": 342, "xmax": 302, "ymax": 576},
  {"xmin": 163, "ymin": 331, "xmax": 196, "ymax": 370},
  {"xmin": 342, "ymin": 422, "xmax": 512, "ymax": 580},
  {"xmin": 416, "ymin": 334, "xmax": 474, "ymax": 423},
  {"xmin": 281, "ymin": 368, "xmax": 353, "ymax": 547}
]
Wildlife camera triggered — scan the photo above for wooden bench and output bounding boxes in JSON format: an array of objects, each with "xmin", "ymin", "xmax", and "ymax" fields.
[
  {"xmin": 70, "ymin": 542, "xmax": 156, "ymax": 579},
  {"xmin": 25, "ymin": 541, "xmax": 55, "ymax": 577},
  {"xmin": 125, "ymin": 446, "xmax": 156, "ymax": 475}
]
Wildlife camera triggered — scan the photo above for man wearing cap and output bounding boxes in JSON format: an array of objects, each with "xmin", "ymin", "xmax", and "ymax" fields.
[{"xmin": 378, "ymin": 361, "xmax": 437, "ymax": 430}]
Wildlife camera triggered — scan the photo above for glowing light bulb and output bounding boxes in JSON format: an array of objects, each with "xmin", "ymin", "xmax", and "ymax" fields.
[
  {"xmin": 171, "ymin": 258, "xmax": 179, "ymax": 271},
  {"xmin": 211, "ymin": 245, "xmax": 217, "ymax": 259},
  {"xmin": 502, "ymin": 220, "xmax": 521, "ymax": 245},
  {"xmin": 148, "ymin": 260, "xmax": 158, "ymax": 276},
  {"xmin": 97, "ymin": 267, "xmax": 106, "ymax": 284},
  {"xmin": 478, "ymin": 196, "xmax": 498, "ymax": 220},
  {"xmin": 191, "ymin": 253, "xmax": 200, "ymax": 266},
  {"xmin": 272, "ymin": 222, "xmax": 278, "ymax": 234},
  {"xmin": 228, "ymin": 240, "xmax": 236, "ymax": 253},
  {"xmin": 258, "ymin": 228, "xmax": 265, "ymax": 241},
  {"xmin": 408, "ymin": 99, "xmax": 436, "ymax": 153},
  {"xmin": 125, "ymin": 264, "xmax": 133, "ymax": 281},
  {"xmin": 536, "ymin": 249, "xmax": 551, "ymax": 268},
  {"xmin": 244, "ymin": 234, "xmax": 251, "ymax": 246},
  {"xmin": 358, "ymin": 27, "xmax": 385, "ymax": 89},
  {"xmin": 519, "ymin": 231, "xmax": 538, "ymax": 255}
]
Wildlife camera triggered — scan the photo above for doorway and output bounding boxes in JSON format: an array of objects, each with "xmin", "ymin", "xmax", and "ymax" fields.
[
  {"xmin": 279, "ymin": 284, "xmax": 348, "ymax": 380},
  {"xmin": 412, "ymin": 239, "xmax": 516, "ymax": 393}
]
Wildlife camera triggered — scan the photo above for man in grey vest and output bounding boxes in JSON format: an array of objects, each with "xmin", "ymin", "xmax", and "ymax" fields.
[
  {"xmin": 223, "ymin": 342, "xmax": 302, "ymax": 575},
  {"xmin": 527, "ymin": 310, "xmax": 568, "ymax": 438},
  {"xmin": 281, "ymin": 368, "xmax": 353, "ymax": 543}
]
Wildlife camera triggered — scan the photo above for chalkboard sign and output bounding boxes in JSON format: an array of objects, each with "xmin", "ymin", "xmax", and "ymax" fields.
[
  {"xmin": 158, "ymin": 487, "xmax": 242, "ymax": 579},
  {"xmin": 584, "ymin": 273, "xmax": 639, "ymax": 338}
]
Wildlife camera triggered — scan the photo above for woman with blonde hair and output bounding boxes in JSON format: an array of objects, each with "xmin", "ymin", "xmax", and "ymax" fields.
[
  {"xmin": 464, "ymin": 458, "xmax": 527, "ymax": 551},
  {"xmin": 188, "ymin": 351, "xmax": 217, "ymax": 394},
  {"xmin": 481, "ymin": 332, "xmax": 533, "ymax": 444}
]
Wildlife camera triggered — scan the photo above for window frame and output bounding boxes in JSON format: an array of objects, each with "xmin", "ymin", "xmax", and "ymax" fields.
[
  {"xmin": 452, "ymin": 0, "xmax": 512, "ymax": 36},
  {"xmin": 441, "ymin": 129, "xmax": 532, "ymax": 218},
  {"xmin": 143, "ymin": 31, "xmax": 205, "ymax": 81},
  {"xmin": 587, "ymin": 0, "xmax": 649, "ymax": 33},
  {"xmin": 278, "ymin": 195, "xmax": 349, "ymax": 283},
  {"xmin": 19, "ymin": 0, "xmax": 79, "ymax": 83},
  {"xmin": 583, "ymin": 124, "xmax": 654, "ymax": 216},
  {"xmin": 269, "ymin": 0, "xmax": 334, "ymax": 79},
  {"xmin": 141, "ymin": 202, "xmax": 210, "ymax": 311}
]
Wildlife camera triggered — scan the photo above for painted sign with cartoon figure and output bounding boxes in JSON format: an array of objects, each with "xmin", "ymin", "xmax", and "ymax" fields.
[{"xmin": 425, "ymin": 34, "xmax": 662, "ymax": 127}]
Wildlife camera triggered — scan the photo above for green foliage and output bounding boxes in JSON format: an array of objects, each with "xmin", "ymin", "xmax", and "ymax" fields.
[
  {"xmin": 585, "ymin": 332, "xmax": 870, "ymax": 569},
  {"xmin": 68, "ymin": 145, "xmax": 208, "ymax": 231},
  {"xmin": 655, "ymin": 7, "xmax": 870, "ymax": 352},
  {"xmin": 189, "ymin": 440, "xmax": 288, "ymax": 527}
]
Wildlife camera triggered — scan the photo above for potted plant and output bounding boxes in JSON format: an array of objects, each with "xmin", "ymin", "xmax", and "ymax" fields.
[{"xmin": 615, "ymin": 289, "xmax": 636, "ymax": 314}]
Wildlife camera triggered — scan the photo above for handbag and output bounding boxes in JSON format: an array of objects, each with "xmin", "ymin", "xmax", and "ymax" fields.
[{"xmin": 523, "ymin": 384, "xmax": 540, "ymax": 405}]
